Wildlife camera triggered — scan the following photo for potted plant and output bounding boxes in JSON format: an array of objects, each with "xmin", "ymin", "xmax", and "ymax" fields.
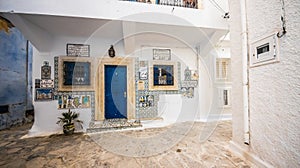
[{"xmin": 56, "ymin": 109, "xmax": 83, "ymax": 135}]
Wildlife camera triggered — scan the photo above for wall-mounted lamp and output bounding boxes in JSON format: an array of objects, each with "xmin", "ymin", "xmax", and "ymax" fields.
[{"xmin": 108, "ymin": 45, "xmax": 115, "ymax": 57}]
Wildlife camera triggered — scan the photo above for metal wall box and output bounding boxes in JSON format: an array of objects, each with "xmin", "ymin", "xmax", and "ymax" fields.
[{"xmin": 250, "ymin": 33, "xmax": 280, "ymax": 67}]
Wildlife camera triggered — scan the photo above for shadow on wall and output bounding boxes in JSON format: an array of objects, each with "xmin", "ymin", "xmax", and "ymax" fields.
[{"xmin": 0, "ymin": 16, "xmax": 34, "ymax": 130}]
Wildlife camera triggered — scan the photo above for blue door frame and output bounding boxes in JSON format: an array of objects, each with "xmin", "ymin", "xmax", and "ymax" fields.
[{"xmin": 104, "ymin": 65, "xmax": 127, "ymax": 119}]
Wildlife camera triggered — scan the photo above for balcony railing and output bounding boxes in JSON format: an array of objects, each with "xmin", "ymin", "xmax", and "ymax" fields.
[{"xmin": 121, "ymin": 0, "xmax": 198, "ymax": 9}]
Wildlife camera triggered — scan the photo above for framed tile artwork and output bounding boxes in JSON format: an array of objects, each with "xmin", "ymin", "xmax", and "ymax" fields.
[
  {"xmin": 58, "ymin": 95, "xmax": 91, "ymax": 109},
  {"xmin": 58, "ymin": 56, "xmax": 94, "ymax": 91},
  {"xmin": 153, "ymin": 64, "xmax": 174, "ymax": 85},
  {"xmin": 63, "ymin": 61, "xmax": 90, "ymax": 86},
  {"xmin": 35, "ymin": 88, "xmax": 53, "ymax": 101},
  {"xmin": 149, "ymin": 61, "xmax": 178, "ymax": 90}
]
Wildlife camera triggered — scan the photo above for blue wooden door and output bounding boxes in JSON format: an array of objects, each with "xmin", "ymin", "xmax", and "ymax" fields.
[{"xmin": 105, "ymin": 65, "xmax": 127, "ymax": 119}]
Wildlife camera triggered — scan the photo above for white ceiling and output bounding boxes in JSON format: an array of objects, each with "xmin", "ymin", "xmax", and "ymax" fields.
[
  {"xmin": 18, "ymin": 13, "xmax": 224, "ymax": 49},
  {"xmin": 133, "ymin": 22, "xmax": 216, "ymax": 47},
  {"xmin": 21, "ymin": 14, "xmax": 123, "ymax": 38}
]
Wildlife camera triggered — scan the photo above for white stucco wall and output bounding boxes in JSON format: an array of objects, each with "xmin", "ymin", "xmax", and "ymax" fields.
[
  {"xmin": 139, "ymin": 43, "xmax": 231, "ymax": 122},
  {"xmin": 140, "ymin": 46, "xmax": 201, "ymax": 122},
  {"xmin": 30, "ymin": 37, "xmax": 205, "ymax": 136},
  {"xmin": 30, "ymin": 28, "xmax": 230, "ymax": 135},
  {"xmin": 30, "ymin": 46, "xmax": 92, "ymax": 136},
  {"xmin": 228, "ymin": 0, "xmax": 245, "ymax": 150},
  {"xmin": 247, "ymin": 0, "xmax": 300, "ymax": 166},
  {"xmin": 229, "ymin": 0, "xmax": 300, "ymax": 167},
  {"xmin": 214, "ymin": 40, "xmax": 231, "ymax": 116},
  {"xmin": 0, "ymin": 0, "xmax": 230, "ymax": 136},
  {"xmin": 198, "ymin": 40, "xmax": 232, "ymax": 121},
  {"xmin": 30, "ymin": 33, "xmax": 125, "ymax": 136}
]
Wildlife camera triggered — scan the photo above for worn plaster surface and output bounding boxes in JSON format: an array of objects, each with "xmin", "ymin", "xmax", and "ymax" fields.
[
  {"xmin": 0, "ymin": 27, "xmax": 31, "ymax": 130},
  {"xmin": 0, "ymin": 121, "xmax": 256, "ymax": 167},
  {"xmin": 246, "ymin": 0, "xmax": 299, "ymax": 167},
  {"xmin": 229, "ymin": 0, "xmax": 300, "ymax": 167}
]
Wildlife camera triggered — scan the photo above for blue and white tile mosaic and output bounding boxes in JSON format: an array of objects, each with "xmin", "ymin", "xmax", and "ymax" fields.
[
  {"xmin": 55, "ymin": 56, "xmax": 198, "ymax": 130},
  {"xmin": 135, "ymin": 60, "xmax": 182, "ymax": 119},
  {"xmin": 54, "ymin": 56, "xmax": 95, "ymax": 121}
]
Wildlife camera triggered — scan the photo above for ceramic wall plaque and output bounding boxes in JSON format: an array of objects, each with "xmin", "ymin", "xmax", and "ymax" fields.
[
  {"xmin": 153, "ymin": 49, "xmax": 171, "ymax": 60},
  {"xmin": 58, "ymin": 95, "xmax": 91, "ymax": 109},
  {"xmin": 40, "ymin": 79, "xmax": 54, "ymax": 88},
  {"xmin": 41, "ymin": 61, "xmax": 51, "ymax": 79},
  {"xmin": 35, "ymin": 88, "xmax": 53, "ymax": 101},
  {"xmin": 67, "ymin": 43, "xmax": 90, "ymax": 57},
  {"xmin": 139, "ymin": 61, "xmax": 148, "ymax": 80}
]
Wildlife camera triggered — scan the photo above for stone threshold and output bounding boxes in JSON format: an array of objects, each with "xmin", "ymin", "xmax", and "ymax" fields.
[{"xmin": 87, "ymin": 118, "xmax": 142, "ymax": 133}]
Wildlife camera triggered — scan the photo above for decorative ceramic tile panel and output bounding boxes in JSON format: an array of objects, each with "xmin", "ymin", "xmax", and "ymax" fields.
[
  {"xmin": 41, "ymin": 61, "xmax": 51, "ymax": 79},
  {"xmin": 55, "ymin": 56, "xmax": 193, "ymax": 129},
  {"xmin": 54, "ymin": 57, "xmax": 59, "ymax": 98},
  {"xmin": 181, "ymin": 80, "xmax": 198, "ymax": 87},
  {"xmin": 54, "ymin": 57, "xmax": 95, "ymax": 121},
  {"xmin": 136, "ymin": 61, "xmax": 182, "ymax": 119}
]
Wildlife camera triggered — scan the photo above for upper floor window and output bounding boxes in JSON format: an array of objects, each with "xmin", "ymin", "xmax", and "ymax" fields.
[
  {"xmin": 218, "ymin": 87, "xmax": 231, "ymax": 108},
  {"xmin": 215, "ymin": 58, "xmax": 230, "ymax": 81}
]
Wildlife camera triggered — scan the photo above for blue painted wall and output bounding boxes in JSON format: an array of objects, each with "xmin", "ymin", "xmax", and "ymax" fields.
[
  {"xmin": 0, "ymin": 21, "xmax": 33, "ymax": 129},
  {"xmin": 27, "ymin": 42, "xmax": 33, "ymax": 110}
]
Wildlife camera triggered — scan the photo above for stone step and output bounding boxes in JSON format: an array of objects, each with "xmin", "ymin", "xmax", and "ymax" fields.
[{"xmin": 87, "ymin": 118, "xmax": 142, "ymax": 133}]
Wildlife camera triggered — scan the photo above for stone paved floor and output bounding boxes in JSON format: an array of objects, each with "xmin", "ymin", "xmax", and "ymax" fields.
[{"xmin": 0, "ymin": 121, "xmax": 257, "ymax": 168}]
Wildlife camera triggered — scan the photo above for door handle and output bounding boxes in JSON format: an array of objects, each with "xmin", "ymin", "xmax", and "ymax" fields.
[{"xmin": 124, "ymin": 91, "xmax": 127, "ymax": 98}]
